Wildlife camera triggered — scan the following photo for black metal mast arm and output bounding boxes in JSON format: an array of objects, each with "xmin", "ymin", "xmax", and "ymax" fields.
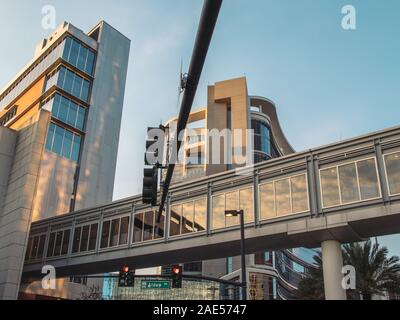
[{"xmin": 157, "ymin": 0, "xmax": 223, "ymax": 221}]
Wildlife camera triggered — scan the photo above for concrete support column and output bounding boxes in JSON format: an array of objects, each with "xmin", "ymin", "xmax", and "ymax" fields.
[{"xmin": 321, "ymin": 240, "xmax": 347, "ymax": 300}]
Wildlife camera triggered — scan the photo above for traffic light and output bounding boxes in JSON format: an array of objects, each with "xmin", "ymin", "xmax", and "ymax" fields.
[
  {"xmin": 118, "ymin": 266, "xmax": 135, "ymax": 287},
  {"xmin": 142, "ymin": 167, "xmax": 158, "ymax": 206},
  {"xmin": 142, "ymin": 126, "xmax": 165, "ymax": 206},
  {"xmin": 144, "ymin": 126, "xmax": 165, "ymax": 166},
  {"xmin": 171, "ymin": 265, "xmax": 183, "ymax": 289}
]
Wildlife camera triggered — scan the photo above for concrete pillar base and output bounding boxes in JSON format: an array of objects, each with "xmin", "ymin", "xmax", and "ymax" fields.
[{"xmin": 321, "ymin": 240, "xmax": 347, "ymax": 300}]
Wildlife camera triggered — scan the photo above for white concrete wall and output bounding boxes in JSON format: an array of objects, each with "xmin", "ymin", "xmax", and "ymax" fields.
[
  {"xmin": 0, "ymin": 110, "xmax": 50, "ymax": 300},
  {"xmin": 75, "ymin": 21, "xmax": 130, "ymax": 210}
]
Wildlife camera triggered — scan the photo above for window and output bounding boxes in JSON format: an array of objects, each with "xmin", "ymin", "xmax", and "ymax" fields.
[
  {"xmin": 46, "ymin": 229, "xmax": 70, "ymax": 258},
  {"xmin": 133, "ymin": 211, "xmax": 165, "ymax": 243},
  {"xmin": 193, "ymin": 199, "xmax": 207, "ymax": 232},
  {"xmin": 25, "ymin": 234, "xmax": 46, "ymax": 261},
  {"xmin": 384, "ymin": 152, "xmax": 400, "ymax": 195},
  {"xmin": 0, "ymin": 105, "xmax": 18, "ymax": 126},
  {"xmin": 45, "ymin": 123, "xmax": 82, "ymax": 162},
  {"xmin": 259, "ymin": 174, "xmax": 309, "ymax": 221},
  {"xmin": 251, "ymin": 119, "xmax": 271, "ymax": 162},
  {"xmin": 62, "ymin": 36, "xmax": 96, "ymax": 76},
  {"xmin": 212, "ymin": 188, "xmax": 253, "ymax": 230},
  {"xmin": 320, "ymin": 158, "xmax": 381, "ymax": 208},
  {"xmin": 46, "ymin": 66, "xmax": 91, "ymax": 102},
  {"xmin": 100, "ymin": 216, "xmax": 130, "ymax": 249}
]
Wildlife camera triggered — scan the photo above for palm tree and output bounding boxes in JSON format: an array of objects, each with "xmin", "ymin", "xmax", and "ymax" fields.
[
  {"xmin": 296, "ymin": 240, "xmax": 400, "ymax": 300},
  {"xmin": 343, "ymin": 240, "xmax": 400, "ymax": 300}
]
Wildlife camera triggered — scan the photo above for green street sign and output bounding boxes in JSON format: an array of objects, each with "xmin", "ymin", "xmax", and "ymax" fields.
[{"xmin": 141, "ymin": 280, "xmax": 171, "ymax": 290}]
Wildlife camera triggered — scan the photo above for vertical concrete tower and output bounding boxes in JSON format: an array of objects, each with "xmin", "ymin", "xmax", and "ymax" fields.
[{"xmin": 0, "ymin": 21, "xmax": 130, "ymax": 300}]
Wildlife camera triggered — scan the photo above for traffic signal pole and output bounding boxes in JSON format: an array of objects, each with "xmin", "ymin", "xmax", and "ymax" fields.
[{"xmin": 157, "ymin": 0, "xmax": 223, "ymax": 222}]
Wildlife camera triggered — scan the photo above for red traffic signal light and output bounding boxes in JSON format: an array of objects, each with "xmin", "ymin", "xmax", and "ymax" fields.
[
  {"xmin": 122, "ymin": 266, "xmax": 129, "ymax": 273},
  {"xmin": 171, "ymin": 265, "xmax": 182, "ymax": 289}
]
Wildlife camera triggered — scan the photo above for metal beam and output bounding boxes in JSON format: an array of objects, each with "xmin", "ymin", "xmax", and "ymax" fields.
[{"xmin": 157, "ymin": 0, "xmax": 223, "ymax": 222}]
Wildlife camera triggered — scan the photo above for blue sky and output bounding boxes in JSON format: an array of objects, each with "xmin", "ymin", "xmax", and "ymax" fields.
[{"xmin": 1, "ymin": 0, "xmax": 399, "ymax": 255}]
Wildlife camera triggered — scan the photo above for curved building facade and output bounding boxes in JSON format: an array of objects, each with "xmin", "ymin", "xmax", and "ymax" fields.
[{"xmin": 160, "ymin": 77, "xmax": 317, "ymax": 300}]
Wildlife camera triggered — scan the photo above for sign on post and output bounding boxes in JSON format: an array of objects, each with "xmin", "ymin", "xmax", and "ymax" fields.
[{"xmin": 141, "ymin": 280, "xmax": 171, "ymax": 290}]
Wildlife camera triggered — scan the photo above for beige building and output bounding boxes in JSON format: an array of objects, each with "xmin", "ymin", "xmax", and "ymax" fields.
[
  {"xmin": 0, "ymin": 21, "xmax": 130, "ymax": 300},
  {"xmin": 164, "ymin": 77, "xmax": 316, "ymax": 299}
]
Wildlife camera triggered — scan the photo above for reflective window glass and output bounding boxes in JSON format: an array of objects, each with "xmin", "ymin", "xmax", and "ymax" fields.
[
  {"xmin": 64, "ymin": 69, "xmax": 74, "ymax": 93},
  {"xmin": 76, "ymin": 107, "xmax": 85, "ymax": 131},
  {"xmin": 52, "ymin": 125, "xmax": 64, "ymax": 155},
  {"xmin": 182, "ymin": 202, "xmax": 194, "ymax": 234},
  {"xmin": 61, "ymin": 130, "xmax": 73, "ymax": 158},
  {"xmin": 31, "ymin": 236, "xmax": 39, "ymax": 259},
  {"xmin": 67, "ymin": 101, "xmax": 78, "ymax": 127},
  {"xmin": 72, "ymin": 76, "xmax": 83, "ymax": 98},
  {"xmin": 212, "ymin": 195, "xmax": 225, "ymax": 230},
  {"xmin": 260, "ymin": 182, "xmax": 275, "ymax": 220},
  {"xmin": 88, "ymin": 224, "xmax": 98, "ymax": 251},
  {"xmin": 321, "ymin": 168, "xmax": 340, "ymax": 207},
  {"xmin": 133, "ymin": 213, "xmax": 143, "ymax": 243},
  {"xmin": 110, "ymin": 219, "xmax": 120, "ymax": 247},
  {"xmin": 385, "ymin": 153, "xmax": 400, "ymax": 195},
  {"xmin": 143, "ymin": 211, "xmax": 154, "ymax": 241},
  {"xmin": 225, "ymin": 191, "xmax": 239, "ymax": 227},
  {"xmin": 338, "ymin": 163, "xmax": 360, "ymax": 204},
  {"xmin": 45, "ymin": 123, "xmax": 55, "ymax": 151},
  {"xmin": 79, "ymin": 225, "xmax": 90, "ymax": 252},
  {"xmin": 85, "ymin": 51, "xmax": 95, "ymax": 75},
  {"xmin": 61, "ymin": 230, "xmax": 70, "ymax": 255},
  {"xmin": 63, "ymin": 37, "xmax": 72, "ymax": 60},
  {"xmin": 240, "ymin": 188, "xmax": 253, "ymax": 223},
  {"xmin": 54, "ymin": 231, "xmax": 63, "ymax": 256},
  {"xmin": 77, "ymin": 46, "xmax": 88, "ymax": 71},
  {"xmin": 291, "ymin": 175, "xmax": 308, "ymax": 213},
  {"xmin": 100, "ymin": 221, "xmax": 110, "ymax": 248},
  {"xmin": 170, "ymin": 205, "xmax": 182, "ymax": 236},
  {"xmin": 357, "ymin": 159, "xmax": 380, "ymax": 200},
  {"xmin": 69, "ymin": 40, "xmax": 80, "ymax": 66},
  {"xmin": 119, "ymin": 216, "xmax": 130, "ymax": 245},
  {"xmin": 71, "ymin": 135, "xmax": 81, "ymax": 162},
  {"xmin": 47, "ymin": 233, "xmax": 55, "ymax": 257},
  {"xmin": 154, "ymin": 211, "xmax": 165, "ymax": 239},
  {"xmin": 38, "ymin": 234, "xmax": 47, "ymax": 259},
  {"xmin": 275, "ymin": 179, "xmax": 291, "ymax": 216},
  {"xmin": 72, "ymin": 227, "xmax": 81, "ymax": 253},
  {"xmin": 81, "ymin": 80, "xmax": 90, "ymax": 102},
  {"xmin": 193, "ymin": 199, "xmax": 206, "ymax": 232}
]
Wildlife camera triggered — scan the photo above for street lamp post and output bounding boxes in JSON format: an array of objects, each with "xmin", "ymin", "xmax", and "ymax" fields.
[{"xmin": 225, "ymin": 209, "xmax": 247, "ymax": 300}]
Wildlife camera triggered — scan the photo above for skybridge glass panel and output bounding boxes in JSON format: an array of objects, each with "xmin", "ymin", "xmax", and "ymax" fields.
[
  {"xmin": 170, "ymin": 205, "xmax": 182, "ymax": 236},
  {"xmin": 321, "ymin": 158, "xmax": 381, "ymax": 208},
  {"xmin": 275, "ymin": 179, "xmax": 291, "ymax": 216},
  {"xmin": 225, "ymin": 191, "xmax": 239, "ymax": 227},
  {"xmin": 110, "ymin": 219, "xmax": 120, "ymax": 247},
  {"xmin": 320, "ymin": 167, "xmax": 340, "ymax": 207},
  {"xmin": 259, "ymin": 182, "xmax": 275, "ymax": 220},
  {"xmin": 80, "ymin": 225, "xmax": 90, "ymax": 252},
  {"xmin": 143, "ymin": 211, "xmax": 155, "ymax": 241},
  {"xmin": 338, "ymin": 163, "xmax": 360, "ymax": 204},
  {"xmin": 88, "ymin": 224, "xmax": 98, "ymax": 251},
  {"xmin": 119, "ymin": 217, "xmax": 130, "ymax": 245},
  {"xmin": 100, "ymin": 221, "xmax": 111, "ymax": 248},
  {"xmin": 154, "ymin": 211, "xmax": 166, "ymax": 239},
  {"xmin": 61, "ymin": 230, "xmax": 70, "ymax": 255},
  {"xmin": 72, "ymin": 227, "xmax": 82, "ymax": 253},
  {"xmin": 212, "ymin": 194, "xmax": 225, "ymax": 230},
  {"xmin": 357, "ymin": 159, "xmax": 380, "ymax": 200},
  {"xmin": 240, "ymin": 188, "xmax": 254, "ymax": 223},
  {"xmin": 385, "ymin": 152, "xmax": 400, "ymax": 195},
  {"xmin": 260, "ymin": 174, "xmax": 309, "ymax": 221},
  {"xmin": 182, "ymin": 202, "xmax": 194, "ymax": 234},
  {"xmin": 290, "ymin": 175, "xmax": 308, "ymax": 213},
  {"xmin": 193, "ymin": 199, "xmax": 207, "ymax": 232},
  {"xmin": 133, "ymin": 213, "xmax": 144, "ymax": 243}
]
